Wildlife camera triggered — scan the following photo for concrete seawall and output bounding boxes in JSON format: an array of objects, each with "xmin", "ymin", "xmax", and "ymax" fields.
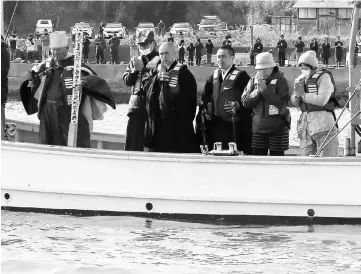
[{"xmin": 8, "ymin": 63, "xmax": 360, "ymax": 97}]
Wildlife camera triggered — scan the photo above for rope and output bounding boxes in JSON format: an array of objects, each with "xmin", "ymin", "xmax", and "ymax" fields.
[
  {"xmin": 314, "ymin": 79, "xmax": 361, "ymax": 157},
  {"xmin": 4, "ymin": 1, "xmax": 18, "ymax": 40}
]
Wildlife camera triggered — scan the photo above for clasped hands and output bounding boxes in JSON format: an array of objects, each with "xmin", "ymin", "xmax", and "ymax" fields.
[{"xmin": 254, "ymin": 72, "xmax": 267, "ymax": 95}]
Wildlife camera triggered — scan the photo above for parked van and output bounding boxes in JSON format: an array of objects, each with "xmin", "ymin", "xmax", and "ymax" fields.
[
  {"xmin": 35, "ymin": 19, "xmax": 53, "ymax": 38},
  {"xmin": 198, "ymin": 16, "xmax": 228, "ymax": 32}
]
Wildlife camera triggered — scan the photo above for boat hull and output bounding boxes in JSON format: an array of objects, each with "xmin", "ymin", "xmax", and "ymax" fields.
[{"xmin": 2, "ymin": 142, "xmax": 361, "ymax": 225}]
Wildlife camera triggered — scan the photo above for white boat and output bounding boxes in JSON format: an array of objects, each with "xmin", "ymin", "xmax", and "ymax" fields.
[{"xmin": 1, "ymin": 133, "xmax": 361, "ymax": 225}]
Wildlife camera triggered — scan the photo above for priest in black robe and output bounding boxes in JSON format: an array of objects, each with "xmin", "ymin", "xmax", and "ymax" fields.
[
  {"xmin": 20, "ymin": 31, "xmax": 115, "ymax": 148},
  {"xmin": 145, "ymin": 42, "xmax": 198, "ymax": 153},
  {"xmin": 196, "ymin": 45, "xmax": 253, "ymax": 154}
]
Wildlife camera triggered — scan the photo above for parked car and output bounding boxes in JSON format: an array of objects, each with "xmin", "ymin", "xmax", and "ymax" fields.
[
  {"xmin": 135, "ymin": 22, "xmax": 155, "ymax": 37},
  {"xmin": 71, "ymin": 22, "xmax": 93, "ymax": 38},
  {"xmin": 103, "ymin": 23, "xmax": 126, "ymax": 39},
  {"xmin": 169, "ymin": 22, "xmax": 194, "ymax": 37},
  {"xmin": 198, "ymin": 16, "xmax": 228, "ymax": 32},
  {"xmin": 35, "ymin": 19, "xmax": 53, "ymax": 38}
]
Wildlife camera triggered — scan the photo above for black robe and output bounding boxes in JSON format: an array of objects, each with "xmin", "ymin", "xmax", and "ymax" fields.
[
  {"xmin": 195, "ymin": 65, "xmax": 253, "ymax": 154},
  {"xmin": 145, "ymin": 60, "xmax": 198, "ymax": 153},
  {"xmin": 20, "ymin": 55, "xmax": 115, "ymax": 147}
]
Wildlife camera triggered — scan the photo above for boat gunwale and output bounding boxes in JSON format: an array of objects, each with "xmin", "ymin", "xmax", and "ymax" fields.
[{"xmin": 2, "ymin": 141, "xmax": 361, "ymax": 165}]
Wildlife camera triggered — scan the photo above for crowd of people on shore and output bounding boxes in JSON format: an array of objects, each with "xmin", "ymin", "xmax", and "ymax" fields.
[{"xmin": 1, "ymin": 29, "xmax": 345, "ymax": 158}]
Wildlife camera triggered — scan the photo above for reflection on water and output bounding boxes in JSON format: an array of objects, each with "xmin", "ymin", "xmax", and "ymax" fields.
[{"xmin": 2, "ymin": 211, "xmax": 361, "ymax": 274}]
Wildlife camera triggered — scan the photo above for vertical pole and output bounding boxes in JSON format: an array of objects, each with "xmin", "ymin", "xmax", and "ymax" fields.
[
  {"xmin": 67, "ymin": 28, "xmax": 83, "ymax": 147},
  {"xmin": 348, "ymin": 1, "xmax": 361, "ymax": 156},
  {"xmin": 1, "ymin": 0, "xmax": 4, "ymax": 36}
]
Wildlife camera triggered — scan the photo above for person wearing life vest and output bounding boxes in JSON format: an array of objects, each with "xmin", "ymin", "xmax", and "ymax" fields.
[
  {"xmin": 290, "ymin": 50, "xmax": 339, "ymax": 157},
  {"xmin": 123, "ymin": 30, "xmax": 159, "ymax": 151},
  {"xmin": 144, "ymin": 42, "xmax": 198, "ymax": 153},
  {"xmin": 196, "ymin": 45, "xmax": 252, "ymax": 154},
  {"xmin": 242, "ymin": 52, "xmax": 290, "ymax": 156},
  {"xmin": 20, "ymin": 31, "xmax": 115, "ymax": 147}
]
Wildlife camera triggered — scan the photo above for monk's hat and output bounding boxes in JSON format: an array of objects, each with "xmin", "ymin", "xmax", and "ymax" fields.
[
  {"xmin": 50, "ymin": 31, "xmax": 68, "ymax": 48},
  {"xmin": 255, "ymin": 52, "xmax": 276, "ymax": 70},
  {"xmin": 137, "ymin": 30, "xmax": 155, "ymax": 45},
  {"xmin": 298, "ymin": 50, "xmax": 318, "ymax": 68}
]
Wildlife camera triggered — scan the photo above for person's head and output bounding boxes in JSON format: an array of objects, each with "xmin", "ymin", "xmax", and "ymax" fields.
[
  {"xmin": 336, "ymin": 36, "xmax": 340, "ymax": 40},
  {"xmin": 44, "ymin": 29, "xmax": 48, "ymax": 34},
  {"xmin": 280, "ymin": 35, "xmax": 284, "ymax": 40},
  {"xmin": 255, "ymin": 52, "xmax": 277, "ymax": 80},
  {"xmin": 11, "ymin": 31, "xmax": 16, "ymax": 37},
  {"xmin": 113, "ymin": 33, "xmax": 117, "ymax": 37},
  {"xmin": 190, "ymin": 42, "xmax": 193, "ymax": 46},
  {"xmin": 324, "ymin": 37, "xmax": 329, "ymax": 43},
  {"xmin": 160, "ymin": 20, "xmax": 163, "ymax": 23},
  {"xmin": 49, "ymin": 31, "xmax": 69, "ymax": 61},
  {"xmin": 256, "ymin": 37, "xmax": 261, "ymax": 43},
  {"xmin": 197, "ymin": 38, "xmax": 200, "ymax": 42},
  {"xmin": 208, "ymin": 39, "xmax": 211, "ymax": 43},
  {"xmin": 137, "ymin": 30, "xmax": 156, "ymax": 55},
  {"xmin": 216, "ymin": 45, "xmax": 235, "ymax": 70},
  {"xmin": 298, "ymin": 50, "xmax": 318, "ymax": 77},
  {"xmin": 169, "ymin": 33, "xmax": 173, "ymax": 37},
  {"xmin": 159, "ymin": 42, "xmax": 176, "ymax": 67},
  {"xmin": 28, "ymin": 34, "xmax": 33, "ymax": 40},
  {"xmin": 298, "ymin": 36, "xmax": 302, "ymax": 41}
]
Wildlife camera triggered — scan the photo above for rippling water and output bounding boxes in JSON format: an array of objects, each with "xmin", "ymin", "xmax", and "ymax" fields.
[{"xmin": 2, "ymin": 211, "xmax": 361, "ymax": 274}]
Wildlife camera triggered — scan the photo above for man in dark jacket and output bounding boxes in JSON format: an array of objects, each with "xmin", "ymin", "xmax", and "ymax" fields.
[
  {"xmin": 95, "ymin": 34, "xmax": 106, "ymax": 64},
  {"xmin": 82, "ymin": 34, "xmax": 91, "ymax": 63},
  {"xmin": 123, "ymin": 30, "xmax": 159, "ymax": 151},
  {"xmin": 109, "ymin": 33, "xmax": 120, "ymax": 64},
  {"xmin": 1, "ymin": 36, "xmax": 10, "ymax": 140},
  {"xmin": 294, "ymin": 36, "xmax": 305, "ymax": 63},
  {"xmin": 187, "ymin": 42, "xmax": 195, "ymax": 66},
  {"xmin": 20, "ymin": 32, "xmax": 115, "ymax": 147},
  {"xmin": 195, "ymin": 45, "xmax": 252, "ymax": 154},
  {"xmin": 205, "ymin": 39, "xmax": 214, "ymax": 65},
  {"xmin": 195, "ymin": 38, "xmax": 203, "ymax": 66},
  {"xmin": 276, "ymin": 35, "xmax": 287, "ymax": 67},
  {"xmin": 144, "ymin": 42, "xmax": 198, "ymax": 153}
]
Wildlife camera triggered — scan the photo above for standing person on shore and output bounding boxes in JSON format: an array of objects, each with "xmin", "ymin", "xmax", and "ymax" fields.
[
  {"xmin": 253, "ymin": 37, "xmax": 263, "ymax": 56},
  {"xmin": 187, "ymin": 42, "xmax": 195, "ymax": 66},
  {"xmin": 82, "ymin": 34, "xmax": 91, "ymax": 63},
  {"xmin": 157, "ymin": 20, "xmax": 165, "ymax": 37},
  {"xmin": 334, "ymin": 36, "xmax": 343, "ymax": 68},
  {"xmin": 321, "ymin": 38, "xmax": 331, "ymax": 66},
  {"xmin": 205, "ymin": 39, "xmax": 214, "ymax": 65},
  {"xmin": 9, "ymin": 31, "xmax": 17, "ymax": 61},
  {"xmin": 290, "ymin": 50, "xmax": 339, "ymax": 157},
  {"xmin": 95, "ymin": 34, "xmax": 106, "ymax": 64},
  {"xmin": 276, "ymin": 35, "xmax": 287, "ymax": 67},
  {"xmin": 25, "ymin": 34, "xmax": 36, "ymax": 63},
  {"xmin": 310, "ymin": 38, "xmax": 318, "ymax": 55},
  {"xmin": 20, "ymin": 32, "xmax": 115, "ymax": 147},
  {"xmin": 241, "ymin": 52, "xmax": 290, "ymax": 156},
  {"xmin": 294, "ymin": 36, "xmax": 305, "ymax": 63},
  {"xmin": 109, "ymin": 33, "xmax": 120, "ymax": 64},
  {"xmin": 130, "ymin": 34, "xmax": 139, "ymax": 58},
  {"xmin": 1, "ymin": 36, "xmax": 10, "ymax": 140},
  {"xmin": 196, "ymin": 45, "xmax": 252, "ymax": 155},
  {"xmin": 40, "ymin": 29, "xmax": 50, "ymax": 61},
  {"xmin": 195, "ymin": 38, "xmax": 204, "ymax": 66},
  {"xmin": 123, "ymin": 30, "xmax": 160, "ymax": 151},
  {"xmin": 178, "ymin": 39, "xmax": 185, "ymax": 64},
  {"xmin": 144, "ymin": 42, "xmax": 198, "ymax": 153}
]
